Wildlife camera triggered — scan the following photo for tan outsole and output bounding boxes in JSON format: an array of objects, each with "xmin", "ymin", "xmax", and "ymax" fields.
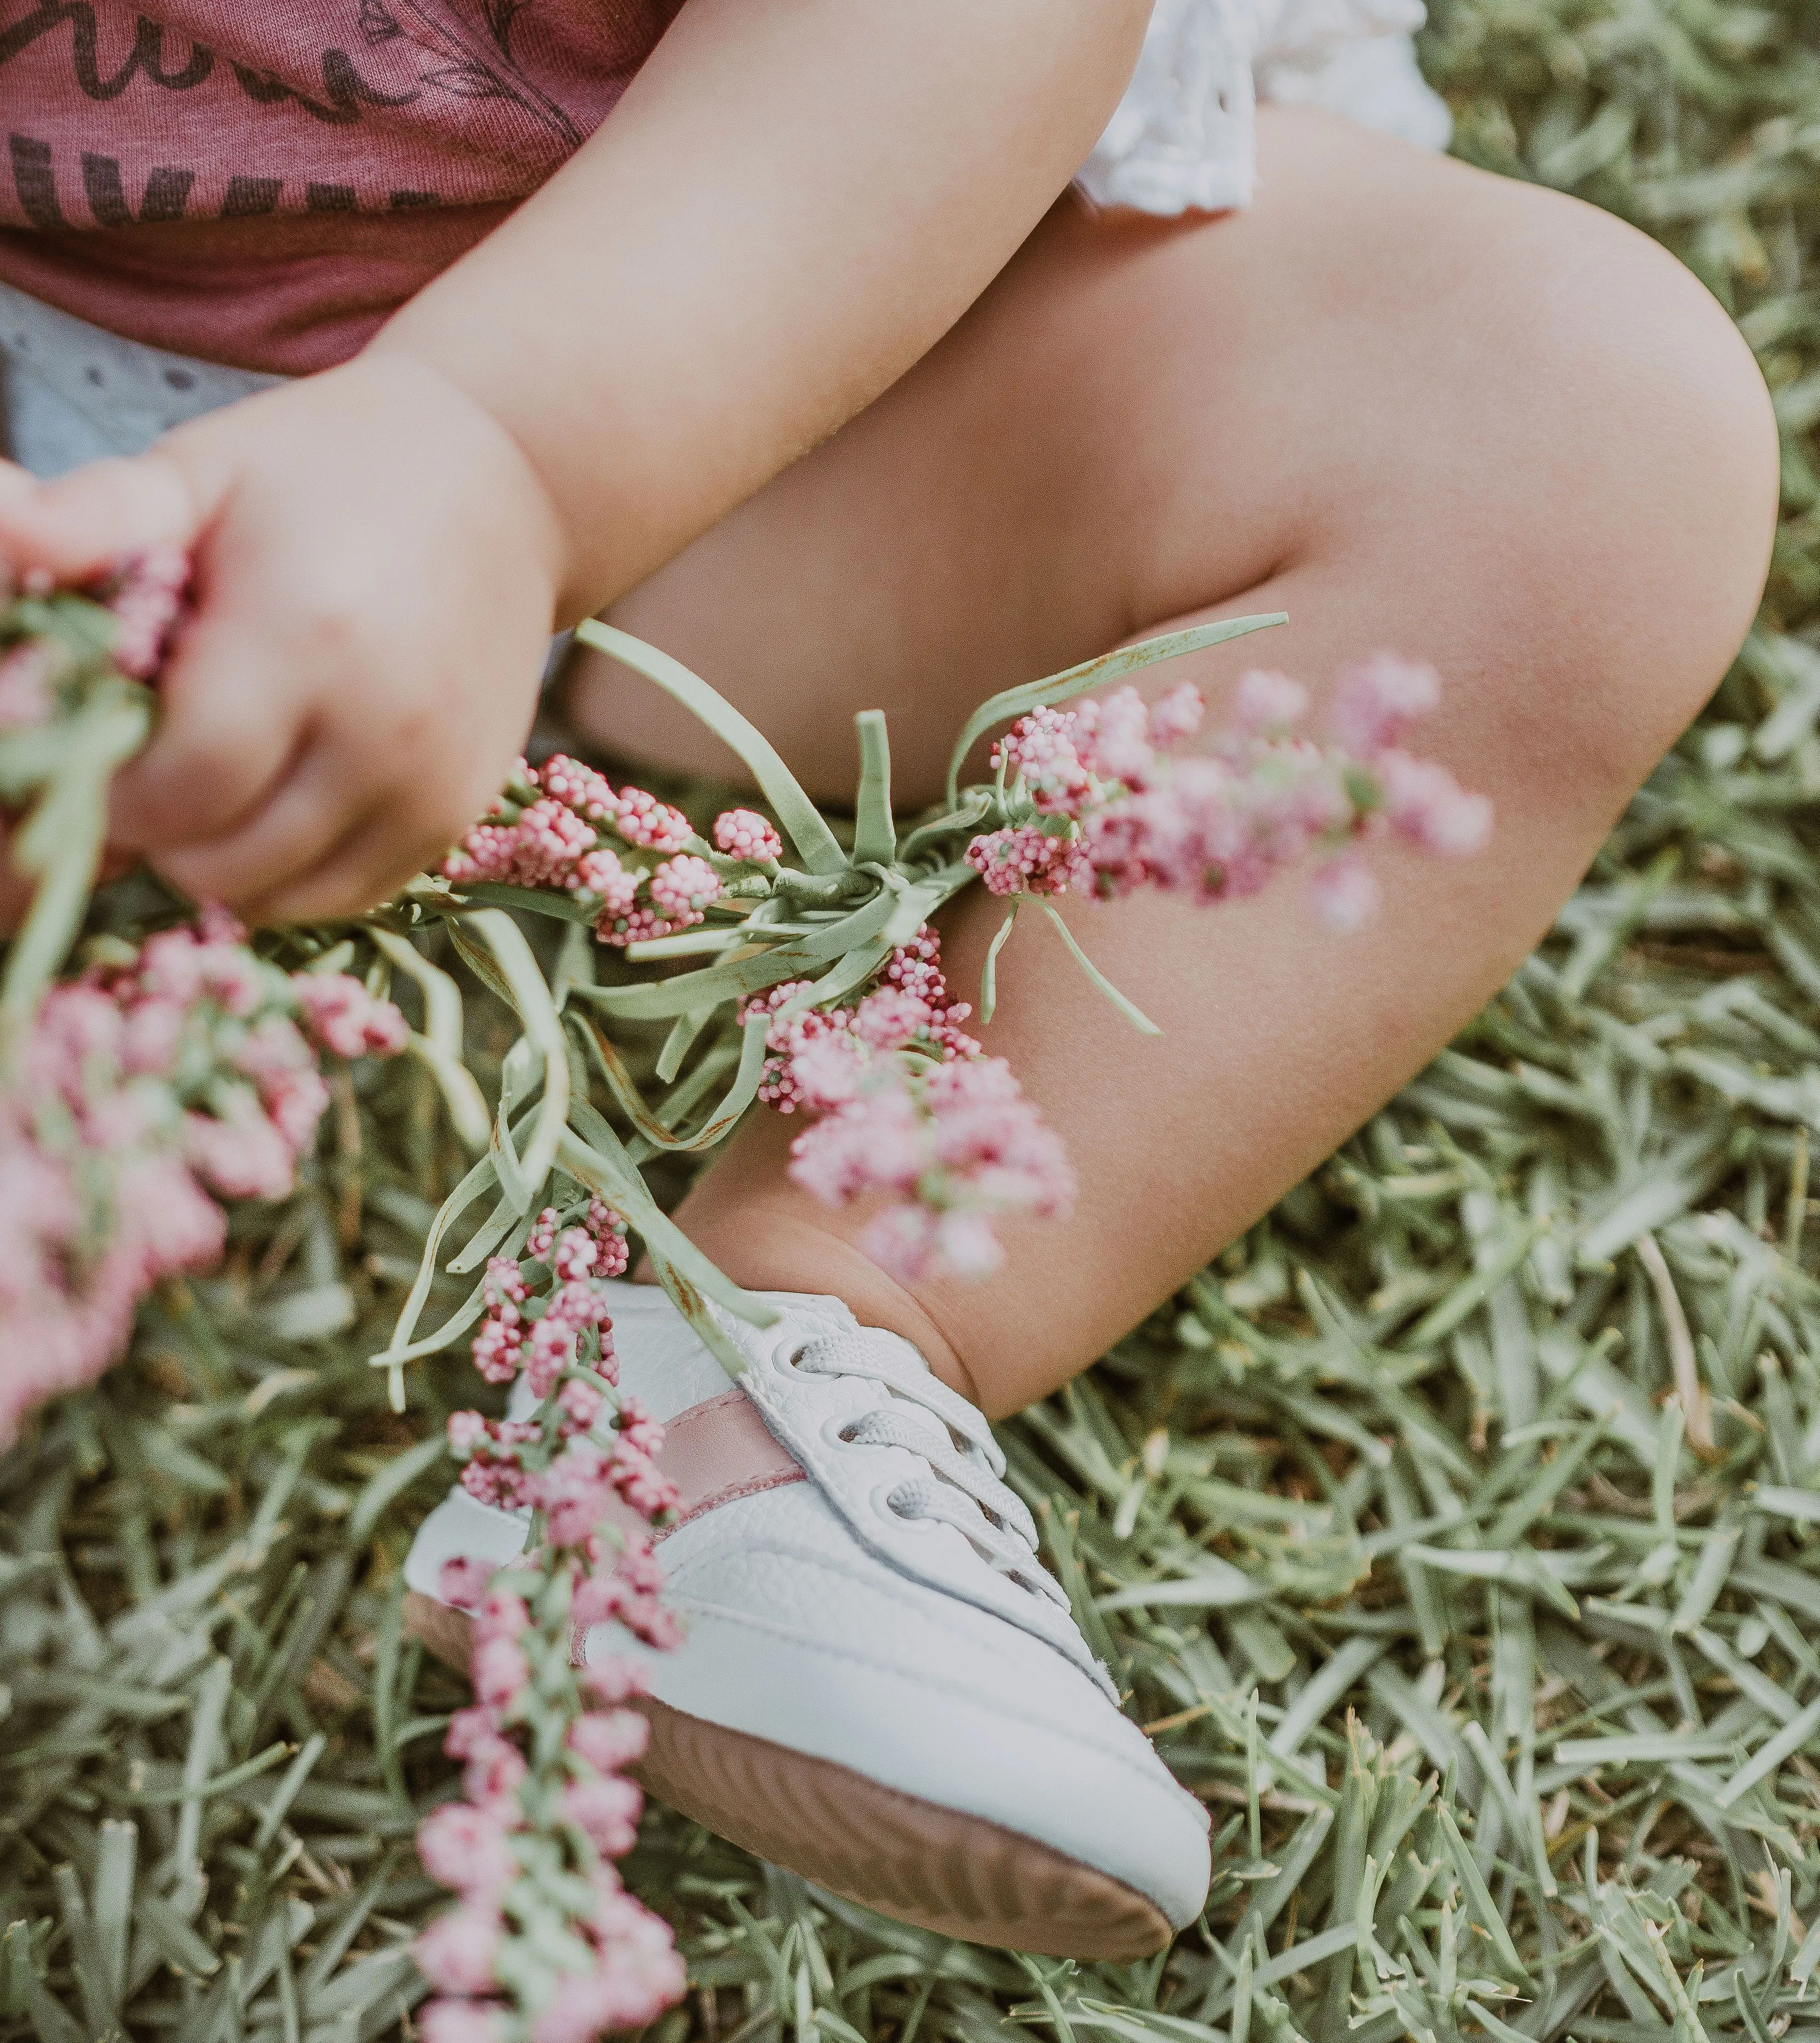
[{"xmin": 405, "ymin": 1591, "xmax": 1173, "ymax": 1960}]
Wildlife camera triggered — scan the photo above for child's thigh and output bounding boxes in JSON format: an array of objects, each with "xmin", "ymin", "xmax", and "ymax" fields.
[{"xmin": 570, "ymin": 108, "xmax": 1771, "ymax": 806}]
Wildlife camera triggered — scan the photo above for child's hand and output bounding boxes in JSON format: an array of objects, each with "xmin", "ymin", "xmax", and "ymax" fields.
[{"xmin": 0, "ymin": 356, "xmax": 565, "ymax": 923}]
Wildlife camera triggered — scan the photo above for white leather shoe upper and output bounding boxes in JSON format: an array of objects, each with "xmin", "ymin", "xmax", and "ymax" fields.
[{"xmin": 403, "ymin": 1282, "xmax": 1212, "ymax": 1932}]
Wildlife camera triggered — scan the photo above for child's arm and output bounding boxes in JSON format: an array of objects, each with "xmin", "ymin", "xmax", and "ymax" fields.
[{"xmin": 0, "ymin": 0, "xmax": 1147, "ymax": 924}]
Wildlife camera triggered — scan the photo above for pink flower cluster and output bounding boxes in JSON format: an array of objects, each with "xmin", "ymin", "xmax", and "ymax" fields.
[
  {"xmin": 743, "ymin": 927, "xmax": 981, "ymax": 1115},
  {"xmin": 448, "ymin": 1199, "xmax": 679, "ymax": 1632},
  {"xmin": 418, "ymin": 1214, "xmax": 687, "ymax": 2043},
  {"xmin": 741, "ymin": 930, "xmax": 1074, "ymax": 1282},
  {"xmin": 0, "ymin": 545, "xmax": 192, "ymax": 729},
  {"xmin": 0, "ymin": 639, "xmax": 56, "ymax": 732},
  {"xmin": 415, "ymin": 1575, "xmax": 684, "ymax": 2043},
  {"xmin": 470, "ymin": 1199, "xmax": 629, "ymax": 1394},
  {"xmin": 102, "ymin": 546, "xmax": 192, "ymax": 682},
  {"xmin": 965, "ymin": 658, "xmax": 1491, "ymax": 932},
  {"xmin": 0, "ymin": 910, "xmax": 405, "ymax": 1442},
  {"xmin": 712, "ymin": 808, "xmax": 784, "ymax": 863},
  {"xmin": 291, "ymin": 970, "xmax": 411, "ymax": 1060},
  {"xmin": 442, "ymin": 756, "xmax": 780, "ymax": 950}
]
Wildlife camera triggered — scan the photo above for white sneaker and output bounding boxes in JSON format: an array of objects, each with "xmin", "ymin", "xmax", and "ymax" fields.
[{"xmin": 403, "ymin": 1283, "xmax": 1211, "ymax": 1958}]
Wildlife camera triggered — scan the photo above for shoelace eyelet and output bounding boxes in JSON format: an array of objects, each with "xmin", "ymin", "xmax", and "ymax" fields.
[{"xmin": 873, "ymin": 1481, "xmax": 935, "ymax": 1529}]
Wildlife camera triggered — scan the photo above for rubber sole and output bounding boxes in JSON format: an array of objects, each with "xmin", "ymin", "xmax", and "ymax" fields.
[{"xmin": 404, "ymin": 1591, "xmax": 1173, "ymax": 1960}]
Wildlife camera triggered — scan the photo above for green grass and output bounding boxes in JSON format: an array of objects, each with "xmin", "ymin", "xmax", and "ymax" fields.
[{"xmin": 9, "ymin": 2, "xmax": 1820, "ymax": 2038}]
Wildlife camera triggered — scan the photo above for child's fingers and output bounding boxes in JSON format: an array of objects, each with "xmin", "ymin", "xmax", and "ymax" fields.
[
  {"xmin": 146, "ymin": 697, "xmax": 490, "ymax": 921},
  {"xmin": 146, "ymin": 750, "xmax": 369, "ymax": 911},
  {"xmin": 242, "ymin": 798, "xmax": 460, "ymax": 926},
  {"xmin": 106, "ymin": 613, "xmax": 305, "ymax": 855},
  {"xmin": 0, "ymin": 459, "xmax": 35, "ymax": 522},
  {"xmin": 236, "ymin": 716, "xmax": 503, "ymax": 924},
  {"xmin": 0, "ymin": 452, "xmax": 203, "ymax": 583}
]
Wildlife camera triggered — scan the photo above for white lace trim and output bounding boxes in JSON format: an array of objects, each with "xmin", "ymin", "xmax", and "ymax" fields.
[{"xmin": 1079, "ymin": 0, "xmax": 1451, "ymax": 216}]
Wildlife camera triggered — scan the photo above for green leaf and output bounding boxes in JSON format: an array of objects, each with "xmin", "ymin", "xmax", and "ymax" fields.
[
  {"xmin": 575, "ymin": 620, "xmax": 847, "ymax": 875},
  {"xmin": 1713, "ymin": 1695, "xmax": 1820, "ymax": 1808},
  {"xmin": 346, "ymin": 1437, "xmax": 447, "ymax": 1548},
  {"xmin": 1, "ymin": 690, "xmax": 150, "ymax": 1040},
  {"xmin": 556, "ymin": 1118, "xmax": 778, "ymax": 1342},
  {"xmin": 978, "ymin": 902, "xmax": 1019, "ymax": 1026},
  {"xmin": 367, "ymin": 1151, "xmax": 499, "ymax": 1383},
  {"xmin": 943, "ymin": 612, "xmax": 1287, "ymax": 808},
  {"xmin": 464, "ymin": 910, "xmax": 570, "ymax": 1210},
  {"xmin": 852, "ymin": 709, "xmax": 897, "ymax": 868},
  {"xmin": 1036, "ymin": 903, "xmax": 1161, "ymax": 1036},
  {"xmin": 571, "ymin": 1005, "xmax": 771, "ymax": 1155},
  {"xmin": 570, "ymin": 883, "xmax": 899, "ymax": 1022}
]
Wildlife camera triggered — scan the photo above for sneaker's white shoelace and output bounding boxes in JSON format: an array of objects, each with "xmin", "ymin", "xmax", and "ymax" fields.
[{"xmin": 794, "ymin": 1333, "xmax": 1070, "ymax": 1612}]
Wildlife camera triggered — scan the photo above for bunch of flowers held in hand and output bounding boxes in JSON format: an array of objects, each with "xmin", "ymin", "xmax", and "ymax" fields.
[
  {"xmin": 964, "ymin": 657, "xmax": 1492, "ymax": 930},
  {"xmin": 0, "ymin": 910, "xmax": 405, "ymax": 1442},
  {"xmin": 423, "ymin": 1197, "xmax": 686, "ymax": 2043}
]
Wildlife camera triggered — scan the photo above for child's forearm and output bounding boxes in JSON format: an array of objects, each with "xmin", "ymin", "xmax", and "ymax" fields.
[{"xmin": 367, "ymin": 0, "xmax": 1148, "ymax": 625}]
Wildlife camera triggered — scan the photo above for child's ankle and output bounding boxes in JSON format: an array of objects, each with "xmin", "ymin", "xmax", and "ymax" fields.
[{"xmin": 636, "ymin": 1212, "xmax": 985, "ymax": 1411}]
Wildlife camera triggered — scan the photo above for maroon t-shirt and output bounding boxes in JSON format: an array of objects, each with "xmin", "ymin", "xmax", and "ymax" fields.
[{"xmin": 0, "ymin": 1, "xmax": 684, "ymax": 371}]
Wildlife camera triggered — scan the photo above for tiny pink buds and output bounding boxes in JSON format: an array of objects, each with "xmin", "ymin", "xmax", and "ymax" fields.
[
  {"xmin": 417, "ymin": 1802, "xmax": 516, "ymax": 1901},
  {"xmin": 418, "ymin": 2000, "xmax": 503, "ymax": 2043},
  {"xmin": 471, "ymin": 1636, "xmax": 530, "ymax": 1712},
  {"xmin": 439, "ymin": 1554, "xmax": 493, "ymax": 1608},
  {"xmin": 0, "ymin": 914, "xmax": 402, "ymax": 1447},
  {"xmin": 560, "ymin": 1775, "xmax": 644, "ymax": 1855},
  {"xmin": 440, "ymin": 757, "xmax": 709, "ymax": 955},
  {"xmin": 103, "ymin": 545, "xmax": 190, "ymax": 680},
  {"xmin": 646, "ymin": 854, "xmax": 720, "ymax": 924},
  {"xmin": 962, "ymin": 655, "xmax": 1487, "ymax": 940},
  {"xmin": 1232, "ymin": 669, "xmax": 1308, "ymax": 733},
  {"xmin": 292, "ymin": 972, "xmax": 410, "ymax": 1058},
  {"xmin": 1309, "ymin": 851, "xmax": 1383, "ymax": 932},
  {"xmin": 416, "ymin": 1907, "xmax": 504, "ymax": 1997},
  {"xmin": 1376, "ymin": 750, "xmax": 1495, "ymax": 857},
  {"xmin": 418, "ymin": 1190, "xmax": 684, "ymax": 2042},
  {"xmin": 568, "ymin": 1710, "xmax": 651, "ymax": 1772},
  {"xmin": 742, "ymin": 930, "xmax": 1072, "ymax": 1283},
  {"xmin": 1329, "ymin": 653, "xmax": 1443, "ymax": 757},
  {"xmin": 1148, "ymin": 680, "xmax": 1207, "ymax": 745},
  {"xmin": 965, "ymin": 824, "xmax": 1087, "ymax": 898},
  {"xmin": 713, "ymin": 808, "xmax": 784, "ymax": 861},
  {"xmin": 608, "ymin": 786, "xmax": 691, "ymax": 852},
  {"xmin": 0, "ymin": 642, "xmax": 56, "ymax": 729}
]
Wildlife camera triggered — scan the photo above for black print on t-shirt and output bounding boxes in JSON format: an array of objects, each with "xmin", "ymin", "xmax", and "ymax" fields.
[
  {"xmin": 0, "ymin": 0, "xmax": 581, "ymax": 134},
  {"xmin": 0, "ymin": 5, "xmax": 215, "ymax": 96},
  {"xmin": 0, "ymin": 0, "xmax": 587, "ymax": 228},
  {"xmin": 0, "ymin": 2, "xmax": 418, "ymax": 115},
  {"xmin": 7, "ymin": 129, "xmax": 444, "ymax": 226}
]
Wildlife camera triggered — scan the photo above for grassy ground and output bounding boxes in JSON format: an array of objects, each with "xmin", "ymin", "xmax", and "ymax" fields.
[{"xmin": 8, "ymin": 3, "xmax": 1820, "ymax": 2039}]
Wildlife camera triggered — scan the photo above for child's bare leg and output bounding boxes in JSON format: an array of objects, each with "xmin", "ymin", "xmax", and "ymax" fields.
[{"xmin": 569, "ymin": 110, "xmax": 1777, "ymax": 1418}]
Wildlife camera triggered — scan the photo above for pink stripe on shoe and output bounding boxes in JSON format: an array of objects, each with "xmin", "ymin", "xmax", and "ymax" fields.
[
  {"xmin": 569, "ymin": 1388, "xmax": 804, "ymax": 1661},
  {"xmin": 579, "ymin": 1387, "xmax": 805, "ymax": 1546},
  {"xmin": 657, "ymin": 1388, "xmax": 806, "ymax": 1533}
]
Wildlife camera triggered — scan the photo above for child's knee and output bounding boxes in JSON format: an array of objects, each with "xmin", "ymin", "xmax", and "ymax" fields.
[{"xmin": 1447, "ymin": 180, "xmax": 1777, "ymax": 789}]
